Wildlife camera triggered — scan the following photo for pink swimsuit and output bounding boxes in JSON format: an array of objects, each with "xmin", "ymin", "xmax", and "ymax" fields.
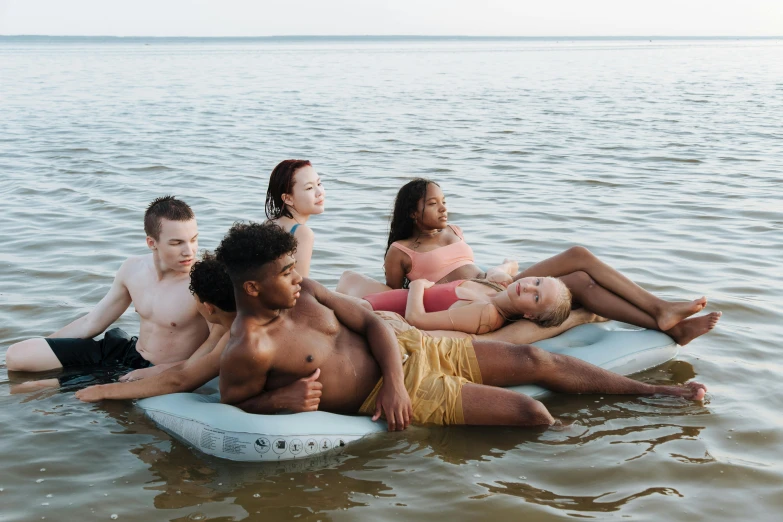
[
  {"xmin": 390, "ymin": 225, "xmax": 476, "ymax": 283},
  {"xmin": 364, "ymin": 280, "xmax": 467, "ymax": 316}
]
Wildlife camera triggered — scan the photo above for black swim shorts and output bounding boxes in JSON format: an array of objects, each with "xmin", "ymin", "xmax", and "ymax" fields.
[{"xmin": 46, "ymin": 327, "xmax": 151, "ymax": 369}]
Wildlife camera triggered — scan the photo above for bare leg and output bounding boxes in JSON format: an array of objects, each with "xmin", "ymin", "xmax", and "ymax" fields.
[
  {"xmin": 336, "ymin": 270, "xmax": 392, "ymax": 298},
  {"xmin": 472, "ymin": 340, "xmax": 707, "ymax": 399},
  {"xmin": 5, "ymin": 339, "xmax": 63, "ymax": 372},
  {"xmin": 10, "ymin": 378, "xmax": 60, "ymax": 394},
  {"xmin": 559, "ymin": 271, "xmax": 720, "ymax": 346},
  {"xmin": 517, "ymin": 246, "xmax": 707, "ymax": 331},
  {"xmin": 461, "ymin": 383, "xmax": 555, "ymax": 426}
]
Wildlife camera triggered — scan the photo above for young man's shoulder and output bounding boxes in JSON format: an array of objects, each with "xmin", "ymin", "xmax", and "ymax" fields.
[
  {"xmin": 118, "ymin": 253, "xmax": 152, "ymax": 271},
  {"xmin": 223, "ymin": 323, "xmax": 275, "ymax": 364},
  {"xmin": 111, "ymin": 254, "xmax": 152, "ymax": 283}
]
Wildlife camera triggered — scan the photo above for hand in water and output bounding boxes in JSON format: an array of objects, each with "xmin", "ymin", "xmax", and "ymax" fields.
[
  {"xmin": 119, "ymin": 366, "xmax": 164, "ymax": 382},
  {"xmin": 75, "ymin": 385, "xmax": 106, "ymax": 403}
]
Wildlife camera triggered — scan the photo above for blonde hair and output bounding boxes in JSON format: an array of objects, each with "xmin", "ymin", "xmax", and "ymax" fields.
[{"xmin": 535, "ymin": 277, "xmax": 572, "ymax": 328}]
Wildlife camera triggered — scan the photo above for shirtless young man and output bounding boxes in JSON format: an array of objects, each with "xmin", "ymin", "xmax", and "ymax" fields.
[
  {"xmin": 75, "ymin": 252, "xmax": 321, "ymax": 411},
  {"xmin": 218, "ymin": 222, "xmax": 707, "ymax": 431},
  {"xmin": 6, "ymin": 197, "xmax": 224, "ymax": 375}
]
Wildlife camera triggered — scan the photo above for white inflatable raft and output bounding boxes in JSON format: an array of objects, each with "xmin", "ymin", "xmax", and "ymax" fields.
[{"xmin": 138, "ymin": 321, "xmax": 677, "ymax": 462}]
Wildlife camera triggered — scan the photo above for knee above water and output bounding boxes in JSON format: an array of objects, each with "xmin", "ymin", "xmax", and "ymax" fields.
[
  {"xmin": 566, "ymin": 245, "xmax": 594, "ymax": 261},
  {"xmin": 517, "ymin": 397, "xmax": 554, "ymax": 426},
  {"xmin": 515, "ymin": 344, "xmax": 549, "ymax": 368},
  {"xmin": 5, "ymin": 343, "xmax": 23, "ymax": 371},
  {"xmin": 571, "ymin": 270, "xmax": 595, "ymax": 288}
]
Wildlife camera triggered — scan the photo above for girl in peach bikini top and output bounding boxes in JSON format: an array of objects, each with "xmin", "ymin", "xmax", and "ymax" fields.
[
  {"xmin": 388, "ymin": 224, "xmax": 475, "ymax": 283},
  {"xmin": 382, "ymin": 180, "xmax": 516, "ymax": 289},
  {"xmin": 371, "ymin": 178, "xmax": 719, "ymax": 345}
]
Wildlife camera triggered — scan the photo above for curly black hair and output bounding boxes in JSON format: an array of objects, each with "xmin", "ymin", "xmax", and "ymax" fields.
[
  {"xmin": 215, "ymin": 221, "xmax": 297, "ymax": 284},
  {"xmin": 189, "ymin": 251, "xmax": 236, "ymax": 312},
  {"xmin": 385, "ymin": 178, "xmax": 438, "ymax": 288}
]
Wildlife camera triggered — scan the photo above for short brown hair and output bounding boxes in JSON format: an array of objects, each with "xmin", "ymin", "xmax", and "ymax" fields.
[
  {"xmin": 535, "ymin": 277, "xmax": 572, "ymax": 328},
  {"xmin": 144, "ymin": 196, "xmax": 195, "ymax": 240}
]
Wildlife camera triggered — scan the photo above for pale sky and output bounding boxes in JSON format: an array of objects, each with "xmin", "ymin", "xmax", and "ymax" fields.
[{"xmin": 0, "ymin": 0, "xmax": 781, "ymax": 37}]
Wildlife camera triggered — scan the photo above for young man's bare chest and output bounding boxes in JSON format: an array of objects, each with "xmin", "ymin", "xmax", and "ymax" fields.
[
  {"xmin": 265, "ymin": 296, "xmax": 371, "ymax": 382},
  {"xmin": 126, "ymin": 263, "xmax": 201, "ymax": 329}
]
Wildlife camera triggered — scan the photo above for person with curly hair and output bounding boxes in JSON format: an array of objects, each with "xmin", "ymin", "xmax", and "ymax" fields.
[
  {"xmin": 218, "ymin": 221, "xmax": 707, "ymax": 432},
  {"xmin": 76, "ymin": 252, "xmax": 322, "ymax": 411}
]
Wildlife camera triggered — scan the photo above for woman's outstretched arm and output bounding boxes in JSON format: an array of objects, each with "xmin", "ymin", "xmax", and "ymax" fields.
[{"xmin": 404, "ymin": 279, "xmax": 503, "ymax": 334}]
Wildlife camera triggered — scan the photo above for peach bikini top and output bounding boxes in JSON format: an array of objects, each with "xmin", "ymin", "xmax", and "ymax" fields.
[{"xmin": 390, "ymin": 225, "xmax": 475, "ymax": 283}]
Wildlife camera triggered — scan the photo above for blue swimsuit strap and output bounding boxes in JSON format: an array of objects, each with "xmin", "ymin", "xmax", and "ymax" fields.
[{"xmin": 289, "ymin": 224, "xmax": 300, "ymax": 235}]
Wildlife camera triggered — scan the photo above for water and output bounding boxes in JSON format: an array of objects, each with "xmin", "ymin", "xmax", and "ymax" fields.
[{"xmin": 1, "ymin": 36, "xmax": 782, "ymax": 521}]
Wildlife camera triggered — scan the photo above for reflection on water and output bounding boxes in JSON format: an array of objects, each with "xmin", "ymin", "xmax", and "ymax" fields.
[
  {"xmin": 478, "ymin": 481, "xmax": 683, "ymax": 513},
  {"xmin": 2, "ymin": 37, "xmax": 783, "ymax": 521}
]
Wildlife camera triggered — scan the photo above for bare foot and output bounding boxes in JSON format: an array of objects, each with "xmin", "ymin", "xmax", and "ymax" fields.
[
  {"xmin": 666, "ymin": 311, "xmax": 721, "ymax": 346},
  {"xmin": 654, "ymin": 381, "xmax": 707, "ymax": 401},
  {"xmin": 656, "ymin": 296, "xmax": 707, "ymax": 331}
]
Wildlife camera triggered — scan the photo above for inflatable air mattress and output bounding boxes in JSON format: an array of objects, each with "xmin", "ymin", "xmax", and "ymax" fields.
[{"xmin": 138, "ymin": 321, "xmax": 677, "ymax": 462}]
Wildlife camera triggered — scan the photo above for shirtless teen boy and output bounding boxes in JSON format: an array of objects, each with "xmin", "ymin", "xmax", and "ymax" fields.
[
  {"xmin": 6, "ymin": 196, "xmax": 224, "ymax": 375},
  {"xmin": 75, "ymin": 252, "xmax": 321, "ymax": 411},
  {"xmin": 218, "ymin": 222, "xmax": 707, "ymax": 431}
]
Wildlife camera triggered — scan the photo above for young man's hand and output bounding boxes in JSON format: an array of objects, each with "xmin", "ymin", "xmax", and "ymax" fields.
[
  {"xmin": 276, "ymin": 368, "xmax": 323, "ymax": 412},
  {"xmin": 75, "ymin": 385, "xmax": 106, "ymax": 403},
  {"xmin": 119, "ymin": 364, "xmax": 172, "ymax": 382},
  {"xmin": 373, "ymin": 379, "xmax": 412, "ymax": 431}
]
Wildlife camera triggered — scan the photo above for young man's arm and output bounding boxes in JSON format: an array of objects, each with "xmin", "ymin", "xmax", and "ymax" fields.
[
  {"xmin": 404, "ymin": 279, "xmax": 503, "ymax": 334},
  {"xmin": 75, "ymin": 332, "xmax": 229, "ymax": 402},
  {"xmin": 306, "ymin": 279, "xmax": 412, "ymax": 431},
  {"xmin": 233, "ymin": 368, "xmax": 322, "ymax": 414},
  {"xmin": 219, "ymin": 333, "xmax": 273, "ymax": 407},
  {"xmin": 51, "ymin": 259, "xmax": 135, "ymax": 339},
  {"xmin": 118, "ymin": 323, "xmax": 228, "ymax": 382},
  {"xmin": 76, "ymin": 331, "xmax": 321, "ymax": 411}
]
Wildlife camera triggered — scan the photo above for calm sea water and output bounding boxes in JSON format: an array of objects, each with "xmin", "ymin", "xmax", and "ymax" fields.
[{"xmin": 1, "ymin": 36, "xmax": 782, "ymax": 521}]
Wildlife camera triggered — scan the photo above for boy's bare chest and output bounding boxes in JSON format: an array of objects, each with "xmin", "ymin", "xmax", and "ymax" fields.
[
  {"xmin": 128, "ymin": 276, "xmax": 198, "ymax": 327},
  {"xmin": 268, "ymin": 306, "xmax": 346, "ymax": 373}
]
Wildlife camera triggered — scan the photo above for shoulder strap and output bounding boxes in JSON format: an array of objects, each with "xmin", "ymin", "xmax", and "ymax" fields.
[
  {"xmin": 390, "ymin": 241, "xmax": 416, "ymax": 255},
  {"xmin": 289, "ymin": 224, "xmax": 300, "ymax": 235},
  {"xmin": 448, "ymin": 224, "xmax": 464, "ymax": 239}
]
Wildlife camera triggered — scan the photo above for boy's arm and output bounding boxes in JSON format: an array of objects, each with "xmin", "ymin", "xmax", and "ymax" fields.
[
  {"xmin": 219, "ymin": 334, "xmax": 272, "ymax": 406},
  {"xmin": 51, "ymin": 259, "xmax": 134, "ymax": 339},
  {"xmin": 234, "ymin": 369, "xmax": 322, "ymax": 414},
  {"xmin": 306, "ymin": 279, "xmax": 412, "ymax": 431},
  {"xmin": 75, "ymin": 332, "xmax": 230, "ymax": 402},
  {"xmin": 76, "ymin": 331, "xmax": 322, "ymax": 411},
  {"xmin": 118, "ymin": 322, "xmax": 229, "ymax": 382}
]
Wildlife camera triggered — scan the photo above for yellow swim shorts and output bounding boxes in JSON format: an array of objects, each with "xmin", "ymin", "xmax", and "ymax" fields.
[{"xmin": 358, "ymin": 321, "xmax": 483, "ymax": 426}]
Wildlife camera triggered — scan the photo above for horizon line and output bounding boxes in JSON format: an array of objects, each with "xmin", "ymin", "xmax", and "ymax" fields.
[{"xmin": 1, "ymin": 34, "xmax": 781, "ymax": 39}]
